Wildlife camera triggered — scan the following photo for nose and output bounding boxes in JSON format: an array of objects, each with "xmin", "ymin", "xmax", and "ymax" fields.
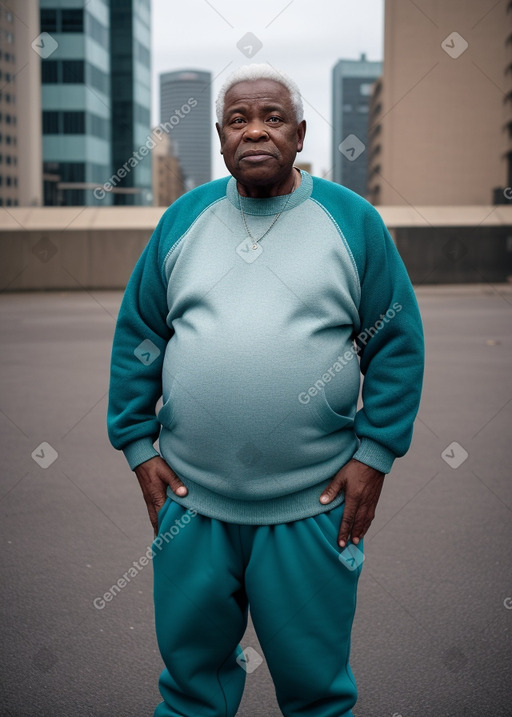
[{"xmin": 243, "ymin": 119, "xmax": 268, "ymax": 140}]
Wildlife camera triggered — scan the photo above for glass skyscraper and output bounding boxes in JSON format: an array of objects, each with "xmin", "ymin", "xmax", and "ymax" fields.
[
  {"xmin": 40, "ymin": 0, "xmax": 151, "ymax": 206},
  {"xmin": 332, "ymin": 54, "xmax": 382, "ymax": 198},
  {"xmin": 159, "ymin": 70, "xmax": 211, "ymax": 191},
  {"xmin": 110, "ymin": 0, "xmax": 151, "ymax": 205}
]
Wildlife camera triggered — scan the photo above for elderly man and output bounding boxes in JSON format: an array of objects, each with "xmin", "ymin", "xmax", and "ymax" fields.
[{"xmin": 108, "ymin": 64, "xmax": 424, "ymax": 717}]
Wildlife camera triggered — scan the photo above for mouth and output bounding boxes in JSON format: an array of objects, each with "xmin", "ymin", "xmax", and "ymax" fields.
[{"xmin": 239, "ymin": 151, "xmax": 275, "ymax": 162}]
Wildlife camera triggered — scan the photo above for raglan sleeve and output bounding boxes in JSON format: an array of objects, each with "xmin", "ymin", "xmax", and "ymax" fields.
[
  {"xmin": 352, "ymin": 207, "xmax": 425, "ymax": 474},
  {"xmin": 107, "ymin": 214, "xmax": 172, "ymax": 470}
]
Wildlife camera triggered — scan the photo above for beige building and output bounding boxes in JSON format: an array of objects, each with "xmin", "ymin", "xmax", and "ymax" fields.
[
  {"xmin": 151, "ymin": 129, "xmax": 185, "ymax": 207},
  {"xmin": 295, "ymin": 161, "xmax": 312, "ymax": 174},
  {"xmin": 0, "ymin": 0, "xmax": 42, "ymax": 208},
  {"xmin": 368, "ymin": 0, "xmax": 509, "ymax": 205}
]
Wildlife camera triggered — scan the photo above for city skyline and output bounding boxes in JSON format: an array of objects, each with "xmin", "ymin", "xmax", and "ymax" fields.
[{"xmin": 151, "ymin": 0, "xmax": 384, "ymax": 180}]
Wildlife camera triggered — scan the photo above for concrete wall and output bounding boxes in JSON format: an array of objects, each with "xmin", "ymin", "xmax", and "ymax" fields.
[
  {"xmin": 1, "ymin": 229, "xmax": 153, "ymax": 291},
  {"xmin": 1, "ymin": 206, "xmax": 511, "ymax": 290},
  {"xmin": 394, "ymin": 226, "xmax": 512, "ymax": 284}
]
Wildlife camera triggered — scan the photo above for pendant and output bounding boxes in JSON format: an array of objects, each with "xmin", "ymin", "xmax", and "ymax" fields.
[{"xmin": 252, "ymin": 243, "xmax": 259, "ymax": 250}]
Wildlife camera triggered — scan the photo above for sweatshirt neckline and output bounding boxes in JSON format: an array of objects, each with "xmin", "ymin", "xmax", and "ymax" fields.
[{"xmin": 226, "ymin": 170, "xmax": 312, "ymax": 216}]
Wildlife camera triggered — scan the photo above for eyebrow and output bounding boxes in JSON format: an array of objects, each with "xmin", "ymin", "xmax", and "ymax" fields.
[{"xmin": 225, "ymin": 102, "xmax": 288, "ymax": 117}]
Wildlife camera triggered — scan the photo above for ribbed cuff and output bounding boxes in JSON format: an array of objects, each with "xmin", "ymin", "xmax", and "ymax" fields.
[
  {"xmin": 353, "ymin": 438, "xmax": 395, "ymax": 474},
  {"xmin": 123, "ymin": 438, "xmax": 160, "ymax": 470}
]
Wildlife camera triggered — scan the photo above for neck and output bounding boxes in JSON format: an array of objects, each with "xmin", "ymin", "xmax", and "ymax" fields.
[{"xmin": 237, "ymin": 167, "xmax": 300, "ymax": 199}]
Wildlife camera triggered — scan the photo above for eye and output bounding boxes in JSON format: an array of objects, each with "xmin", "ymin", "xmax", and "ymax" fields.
[
  {"xmin": 230, "ymin": 116, "xmax": 246, "ymax": 125},
  {"xmin": 267, "ymin": 116, "xmax": 282, "ymax": 123}
]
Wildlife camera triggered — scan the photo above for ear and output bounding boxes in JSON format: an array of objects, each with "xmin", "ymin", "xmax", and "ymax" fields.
[
  {"xmin": 296, "ymin": 120, "xmax": 306, "ymax": 153},
  {"xmin": 216, "ymin": 122, "xmax": 223, "ymax": 154}
]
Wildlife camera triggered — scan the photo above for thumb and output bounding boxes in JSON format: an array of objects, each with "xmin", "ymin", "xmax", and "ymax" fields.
[{"xmin": 320, "ymin": 469, "xmax": 346, "ymax": 505}]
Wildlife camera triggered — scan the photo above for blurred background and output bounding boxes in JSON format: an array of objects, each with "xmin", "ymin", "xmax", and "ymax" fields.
[
  {"xmin": 0, "ymin": 2, "xmax": 511, "ymax": 716},
  {"xmin": 1, "ymin": 0, "xmax": 511, "ymax": 286}
]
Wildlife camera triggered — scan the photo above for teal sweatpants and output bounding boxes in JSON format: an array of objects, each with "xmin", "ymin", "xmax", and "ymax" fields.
[{"xmin": 152, "ymin": 497, "xmax": 363, "ymax": 717}]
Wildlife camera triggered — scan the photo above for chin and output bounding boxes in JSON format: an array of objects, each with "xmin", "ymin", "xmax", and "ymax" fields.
[{"xmin": 235, "ymin": 167, "xmax": 285, "ymax": 187}]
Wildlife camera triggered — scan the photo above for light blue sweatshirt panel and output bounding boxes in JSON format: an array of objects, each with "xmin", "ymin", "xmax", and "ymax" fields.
[
  {"xmin": 158, "ymin": 175, "xmax": 362, "ymax": 524},
  {"xmin": 107, "ymin": 171, "xmax": 424, "ymax": 526}
]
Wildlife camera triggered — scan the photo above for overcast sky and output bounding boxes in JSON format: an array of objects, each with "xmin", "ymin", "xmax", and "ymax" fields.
[{"xmin": 151, "ymin": 0, "xmax": 384, "ymax": 180}]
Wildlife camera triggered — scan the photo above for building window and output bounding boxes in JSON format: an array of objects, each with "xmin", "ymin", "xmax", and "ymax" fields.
[
  {"xmin": 88, "ymin": 63, "xmax": 109, "ymax": 94},
  {"xmin": 6, "ymin": 155, "xmax": 11, "ymax": 164},
  {"xmin": 62, "ymin": 60, "xmax": 85, "ymax": 83},
  {"xmin": 86, "ymin": 13, "xmax": 109, "ymax": 48},
  {"xmin": 43, "ymin": 111, "xmax": 60, "ymax": 134},
  {"xmin": 40, "ymin": 9, "xmax": 58, "ymax": 32},
  {"xmin": 135, "ymin": 103, "xmax": 150, "ymax": 126},
  {"xmin": 360, "ymin": 83, "xmax": 374, "ymax": 96},
  {"xmin": 61, "ymin": 189, "xmax": 85, "ymax": 205},
  {"xmin": 61, "ymin": 9, "xmax": 84, "ymax": 32},
  {"xmin": 42, "ymin": 61, "xmax": 59, "ymax": 83},
  {"xmin": 59, "ymin": 162, "xmax": 85, "ymax": 182},
  {"xmin": 89, "ymin": 113, "xmax": 109, "ymax": 139},
  {"xmin": 135, "ymin": 41, "xmax": 150, "ymax": 68},
  {"xmin": 63, "ymin": 111, "xmax": 85, "ymax": 134}
]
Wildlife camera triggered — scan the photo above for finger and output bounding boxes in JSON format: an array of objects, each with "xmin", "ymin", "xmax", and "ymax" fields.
[
  {"xmin": 167, "ymin": 472, "xmax": 188, "ymax": 497},
  {"xmin": 147, "ymin": 502, "xmax": 159, "ymax": 535},
  {"xmin": 158, "ymin": 463, "xmax": 188, "ymax": 497},
  {"xmin": 353, "ymin": 510, "xmax": 376, "ymax": 544},
  {"xmin": 338, "ymin": 500, "xmax": 359, "ymax": 548},
  {"xmin": 320, "ymin": 475, "xmax": 344, "ymax": 505},
  {"xmin": 350, "ymin": 510, "xmax": 369, "ymax": 545}
]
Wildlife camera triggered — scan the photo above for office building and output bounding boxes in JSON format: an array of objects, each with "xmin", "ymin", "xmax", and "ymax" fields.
[
  {"xmin": 160, "ymin": 69, "xmax": 211, "ymax": 190},
  {"xmin": 332, "ymin": 54, "xmax": 382, "ymax": 196},
  {"xmin": 367, "ymin": 0, "xmax": 507, "ymax": 205},
  {"xmin": 151, "ymin": 128, "xmax": 185, "ymax": 207},
  {"xmin": 40, "ymin": 0, "xmax": 151, "ymax": 206},
  {"xmin": 0, "ymin": 0, "xmax": 42, "ymax": 207},
  {"xmin": 40, "ymin": 0, "xmax": 111, "ymax": 205},
  {"xmin": 110, "ymin": 0, "xmax": 152, "ymax": 205}
]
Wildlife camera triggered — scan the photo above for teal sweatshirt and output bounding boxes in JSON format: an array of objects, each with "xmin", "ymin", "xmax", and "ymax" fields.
[{"xmin": 107, "ymin": 171, "xmax": 424, "ymax": 525}]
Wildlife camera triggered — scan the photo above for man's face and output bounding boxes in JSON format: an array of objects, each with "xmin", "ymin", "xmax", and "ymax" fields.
[{"xmin": 216, "ymin": 79, "xmax": 306, "ymax": 195}]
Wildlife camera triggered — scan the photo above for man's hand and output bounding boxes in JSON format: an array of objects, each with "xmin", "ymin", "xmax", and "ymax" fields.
[
  {"xmin": 134, "ymin": 456, "xmax": 188, "ymax": 534},
  {"xmin": 319, "ymin": 458, "xmax": 385, "ymax": 548}
]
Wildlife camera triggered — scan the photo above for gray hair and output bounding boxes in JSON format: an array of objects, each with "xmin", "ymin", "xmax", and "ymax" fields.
[{"xmin": 216, "ymin": 63, "xmax": 304, "ymax": 124}]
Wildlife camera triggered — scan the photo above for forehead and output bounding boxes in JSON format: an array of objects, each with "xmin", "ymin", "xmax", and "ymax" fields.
[{"xmin": 223, "ymin": 79, "xmax": 293, "ymax": 111}]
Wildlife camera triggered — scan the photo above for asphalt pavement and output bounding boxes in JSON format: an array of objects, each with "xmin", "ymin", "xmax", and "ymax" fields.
[{"xmin": 0, "ymin": 285, "xmax": 511, "ymax": 717}]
